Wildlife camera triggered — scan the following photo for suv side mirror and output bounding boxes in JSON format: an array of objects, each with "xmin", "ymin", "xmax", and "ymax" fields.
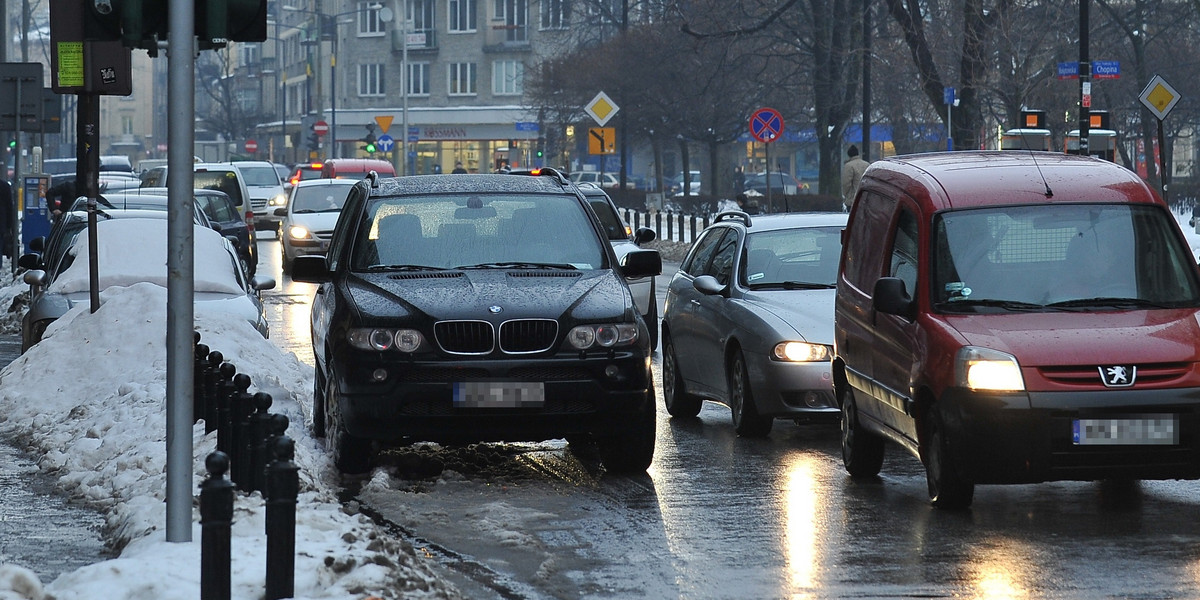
[
  {"xmin": 873, "ymin": 276, "xmax": 915, "ymax": 319},
  {"xmin": 620, "ymin": 249, "xmax": 662, "ymax": 279},
  {"xmin": 291, "ymin": 255, "xmax": 332, "ymax": 283}
]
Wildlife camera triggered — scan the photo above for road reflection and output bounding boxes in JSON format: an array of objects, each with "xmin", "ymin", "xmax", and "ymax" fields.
[{"xmin": 782, "ymin": 454, "xmax": 822, "ymax": 597}]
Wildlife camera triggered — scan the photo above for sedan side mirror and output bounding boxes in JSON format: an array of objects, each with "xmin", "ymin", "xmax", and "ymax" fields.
[
  {"xmin": 693, "ymin": 274, "xmax": 727, "ymax": 297},
  {"xmin": 633, "ymin": 227, "xmax": 656, "ymax": 245}
]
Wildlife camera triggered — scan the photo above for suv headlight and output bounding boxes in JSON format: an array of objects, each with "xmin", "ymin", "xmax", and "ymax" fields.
[
  {"xmin": 348, "ymin": 327, "xmax": 424, "ymax": 352},
  {"xmin": 566, "ymin": 323, "xmax": 639, "ymax": 349},
  {"xmin": 955, "ymin": 346, "xmax": 1025, "ymax": 391},
  {"xmin": 772, "ymin": 342, "xmax": 831, "ymax": 362}
]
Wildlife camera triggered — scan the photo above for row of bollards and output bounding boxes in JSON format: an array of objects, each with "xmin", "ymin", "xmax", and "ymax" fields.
[{"xmin": 195, "ymin": 333, "xmax": 300, "ymax": 600}]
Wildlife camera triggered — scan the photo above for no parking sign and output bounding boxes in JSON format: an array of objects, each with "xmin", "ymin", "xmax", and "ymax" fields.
[{"xmin": 749, "ymin": 107, "xmax": 784, "ymax": 143}]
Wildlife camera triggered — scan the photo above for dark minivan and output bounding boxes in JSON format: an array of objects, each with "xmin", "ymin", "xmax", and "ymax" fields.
[{"xmin": 833, "ymin": 151, "xmax": 1200, "ymax": 509}]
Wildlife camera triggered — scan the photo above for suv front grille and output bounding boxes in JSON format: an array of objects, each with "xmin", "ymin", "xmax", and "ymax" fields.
[
  {"xmin": 434, "ymin": 318, "xmax": 561, "ymax": 355},
  {"xmin": 435, "ymin": 320, "xmax": 494, "ymax": 354},
  {"xmin": 499, "ymin": 319, "xmax": 558, "ymax": 353}
]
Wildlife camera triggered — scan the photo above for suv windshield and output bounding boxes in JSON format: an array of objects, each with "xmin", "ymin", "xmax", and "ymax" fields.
[
  {"xmin": 238, "ymin": 165, "xmax": 281, "ymax": 186},
  {"xmin": 353, "ymin": 194, "xmax": 606, "ymax": 270},
  {"xmin": 933, "ymin": 204, "xmax": 1200, "ymax": 310}
]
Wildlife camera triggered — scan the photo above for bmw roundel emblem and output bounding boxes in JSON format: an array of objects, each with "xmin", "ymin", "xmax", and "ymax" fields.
[{"xmin": 489, "ymin": 305, "xmax": 503, "ymax": 314}]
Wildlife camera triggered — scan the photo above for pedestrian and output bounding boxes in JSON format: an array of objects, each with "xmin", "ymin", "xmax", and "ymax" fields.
[
  {"xmin": 432, "ymin": 163, "xmax": 442, "ymax": 174},
  {"xmin": 451, "ymin": 161, "xmax": 468, "ymax": 174},
  {"xmin": 841, "ymin": 144, "xmax": 869, "ymax": 211},
  {"xmin": 733, "ymin": 166, "xmax": 745, "ymax": 195},
  {"xmin": 0, "ymin": 178, "xmax": 12, "ymax": 259}
]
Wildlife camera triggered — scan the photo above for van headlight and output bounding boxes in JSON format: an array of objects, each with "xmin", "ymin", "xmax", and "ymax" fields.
[
  {"xmin": 955, "ymin": 346, "xmax": 1025, "ymax": 391},
  {"xmin": 268, "ymin": 194, "xmax": 288, "ymax": 207}
]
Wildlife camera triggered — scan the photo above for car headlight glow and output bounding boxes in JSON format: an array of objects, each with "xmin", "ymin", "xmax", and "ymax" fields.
[
  {"xmin": 288, "ymin": 225, "xmax": 312, "ymax": 240},
  {"xmin": 955, "ymin": 346, "xmax": 1025, "ymax": 391},
  {"xmin": 567, "ymin": 323, "xmax": 639, "ymax": 349},
  {"xmin": 348, "ymin": 328, "xmax": 423, "ymax": 352},
  {"xmin": 268, "ymin": 194, "xmax": 288, "ymax": 207},
  {"xmin": 772, "ymin": 342, "xmax": 831, "ymax": 362}
]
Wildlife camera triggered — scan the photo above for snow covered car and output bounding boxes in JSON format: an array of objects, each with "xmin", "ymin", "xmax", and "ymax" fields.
[{"xmin": 21, "ymin": 218, "xmax": 275, "ymax": 351}]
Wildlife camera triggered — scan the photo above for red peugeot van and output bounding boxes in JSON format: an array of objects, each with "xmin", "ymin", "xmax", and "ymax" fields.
[
  {"xmin": 321, "ymin": 158, "xmax": 396, "ymax": 180},
  {"xmin": 833, "ymin": 151, "xmax": 1200, "ymax": 509}
]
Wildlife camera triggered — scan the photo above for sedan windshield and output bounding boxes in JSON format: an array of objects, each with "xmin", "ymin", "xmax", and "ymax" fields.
[
  {"xmin": 292, "ymin": 184, "xmax": 353, "ymax": 213},
  {"xmin": 352, "ymin": 194, "xmax": 607, "ymax": 270},
  {"xmin": 933, "ymin": 204, "xmax": 1200, "ymax": 310},
  {"xmin": 742, "ymin": 226, "xmax": 842, "ymax": 288}
]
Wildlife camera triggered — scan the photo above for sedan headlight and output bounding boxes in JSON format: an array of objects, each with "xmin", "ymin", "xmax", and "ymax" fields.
[
  {"xmin": 347, "ymin": 327, "xmax": 424, "ymax": 352},
  {"xmin": 567, "ymin": 323, "xmax": 639, "ymax": 349},
  {"xmin": 955, "ymin": 346, "xmax": 1025, "ymax": 391},
  {"xmin": 772, "ymin": 342, "xmax": 831, "ymax": 362},
  {"xmin": 288, "ymin": 225, "xmax": 312, "ymax": 241}
]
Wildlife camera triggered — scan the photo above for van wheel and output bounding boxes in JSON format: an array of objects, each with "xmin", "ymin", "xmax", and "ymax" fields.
[
  {"xmin": 662, "ymin": 333, "xmax": 702, "ymax": 418},
  {"xmin": 924, "ymin": 406, "xmax": 974, "ymax": 509},
  {"xmin": 325, "ymin": 374, "xmax": 372, "ymax": 474},
  {"xmin": 840, "ymin": 388, "xmax": 884, "ymax": 477},
  {"xmin": 729, "ymin": 350, "xmax": 772, "ymax": 438},
  {"xmin": 597, "ymin": 387, "xmax": 656, "ymax": 474}
]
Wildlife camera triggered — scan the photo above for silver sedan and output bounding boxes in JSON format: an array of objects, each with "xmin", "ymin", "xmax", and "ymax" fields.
[{"xmin": 661, "ymin": 210, "xmax": 847, "ymax": 437}]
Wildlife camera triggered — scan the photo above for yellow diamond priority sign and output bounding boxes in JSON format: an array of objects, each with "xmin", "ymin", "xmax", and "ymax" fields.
[
  {"xmin": 585, "ymin": 91, "xmax": 619, "ymax": 127},
  {"xmin": 1139, "ymin": 75, "xmax": 1180, "ymax": 121}
]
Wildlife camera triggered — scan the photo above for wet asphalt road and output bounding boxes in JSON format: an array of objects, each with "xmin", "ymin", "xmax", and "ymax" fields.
[{"xmin": 0, "ymin": 336, "xmax": 111, "ymax": 583}]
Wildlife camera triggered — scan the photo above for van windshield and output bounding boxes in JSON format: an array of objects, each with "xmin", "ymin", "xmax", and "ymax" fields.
[{"xmin": 933, "ymin": 204, "xmax": 1200, "ymax": 310}]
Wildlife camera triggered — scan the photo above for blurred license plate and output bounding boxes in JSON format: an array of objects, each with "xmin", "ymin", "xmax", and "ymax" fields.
[
  {"xmin": 453, "ymin": 382, "xmax": 545, "ymax": 408},
  {"xmin": 1073, "ymin": 415, "xmax": 1179, "ymax": 445}
]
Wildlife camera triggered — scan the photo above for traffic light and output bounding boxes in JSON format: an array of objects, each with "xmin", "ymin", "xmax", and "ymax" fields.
[
  {"xmin": 81, "ymin": 0, "xmax": 265, "ymax": 53},
  {"xmin": 536, "ymin": 137, "xmax": 544, "ymax": 158},
  {"xmin": 307, "ymin": 132, "xmax": 321, "ymax": 152},
  {"xmin": 360, "ymin": 125, "xmax": 377, "ymax": 154}
]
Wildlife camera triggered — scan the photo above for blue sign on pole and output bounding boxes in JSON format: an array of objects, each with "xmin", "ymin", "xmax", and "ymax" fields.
[
  {"xmin": 515, "ymin": 122, "xmax": 539, "ymax": 132},
  {"xmin": 1093, "ymin": 60, "xmax": 1120, "ymax": 79},
  {"xmin": 943, "ymin": 87, "xmax": 956, "ymax": 105},
  {"xmin": 749, "ymin": 107, "xmax": 784, "ymax": 143},
  {"xmin": 375, "ymin": 134, "xmax": 395, "ymax": 152},
  {"xmin": 408, "ymin": 126, "xmax": 420, "ymax": 143}
]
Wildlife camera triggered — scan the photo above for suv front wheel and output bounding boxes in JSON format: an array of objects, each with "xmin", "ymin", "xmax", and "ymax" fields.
[
  {"xmin": 596, "ymin": 387, "xmax": 656, "ymax": 473},
  {"xmin": 325, "ymin": 373, "xmax": 373, "ymax": 474}
]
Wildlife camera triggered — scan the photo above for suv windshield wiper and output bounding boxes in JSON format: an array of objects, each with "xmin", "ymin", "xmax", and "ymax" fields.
[
  {"xmin": 363, "ymin": 264, "xmax": 445, "ymax": 271},
  {"xmin": 755, "ymin": 281, "xmax": 835, "ymax": 290},
  {"xmin": 1044, "ymin": 297, "xmax": 1172, "ymax": 309},
  {"xmin": 935, "ymin": 298, "xmax": 1043, "ymax": 312},
  {"xmin": 457, "ymin": 262, "xmax": 577, "ymax": 270}
]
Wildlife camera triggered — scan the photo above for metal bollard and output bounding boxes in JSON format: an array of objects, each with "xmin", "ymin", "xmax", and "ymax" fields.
[
  {"xmin": 204, "ymin": 350, "xmax": 224, "ymax": 434},
  {"xmin": 200, "ymin": 451, "xmax": 234, "ymax": 600},
  {"xmin": 230, "ymin": 374, "xmax": 254, "ymax": 490},
  {"xmin": 261, "ymin": 413, "xmax": 290, "ymax": 502},
  {"xmin": 265, "ymin": 436, "xmax": 299, "ymax": 600},
  {"xmin": 215, "ymin": 362, "xmax": 237, "ymax": 455},
  {"xmin": 248, "ymin": 392, "xmax": 274, "ymax": 494},
  {"xmin": 193, "ymin": 342, "xmax": 210, "ymax": 425}
]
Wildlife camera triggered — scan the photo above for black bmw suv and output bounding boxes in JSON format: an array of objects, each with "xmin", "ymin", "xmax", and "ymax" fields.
[{"xmin": 292, "ymin": 168, "xmax": 663, "ymax": 474}]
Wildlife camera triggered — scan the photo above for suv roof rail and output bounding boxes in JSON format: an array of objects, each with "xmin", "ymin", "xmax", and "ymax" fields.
[{"xmin": 713, "ymin": 210, "xmax": 753, "ymax": 227}]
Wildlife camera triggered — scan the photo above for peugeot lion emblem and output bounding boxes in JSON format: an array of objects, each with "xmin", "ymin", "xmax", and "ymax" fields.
[
  {"xmin": 488, "ymin": 305, "xmax": 503, "ymax": 314},
  {"xmin": 1099, "ymin": 365, "xmax": 1136, "ymax": 388}
]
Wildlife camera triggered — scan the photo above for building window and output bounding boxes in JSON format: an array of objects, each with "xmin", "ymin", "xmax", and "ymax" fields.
[
  {"xmin": 241, "ymin": 44, "xmax": 261, "ymax": 67},
  {"xmin": 408, "ymin": 62, "xmax": 430, "ymax": 96},
  {"xmin": 121, "ymin": 115, "xmax": 134, "ymax": 135},
  {"xmin": 540, "ymin": 0, "xmax": 569, "ymax": 29},
  {"xmin": 449, "ymin": 0, "xmax": 476, "ymax": 32},
  {"xmin": 493, "ymin": 0, "xmax": 526, "ymax": 42},
  {"xmin": 411, "ymin": 0, "xmax": 435, "ymax": 35},
  {"xmin": 358, "ymin": 1, "xmax": 386, "ymax": 36},
  {"xmin": 358, "ymin": 63, "xmax": 385, "ymax": 97},
  {"xmin": 492, "ymin": 60, "xmax": 522, "ymax": 96},
  {"xmin": 449, "ymin": 62, "xmax": 476, "ymax": 96}
]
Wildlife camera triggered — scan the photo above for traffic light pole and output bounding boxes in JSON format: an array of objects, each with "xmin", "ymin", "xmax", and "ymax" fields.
[{"xmin": 165, "ymin": 0, "xmax": 197, "ymax": 544}]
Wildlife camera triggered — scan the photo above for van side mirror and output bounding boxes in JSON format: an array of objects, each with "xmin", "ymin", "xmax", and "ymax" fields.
[{"xmin": 873, "ymin": 276, "xmax": 915, "ymax": 319}]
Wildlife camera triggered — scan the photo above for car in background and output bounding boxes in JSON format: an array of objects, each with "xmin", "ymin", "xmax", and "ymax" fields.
[
  {"xmin": 139, "ymin": 162, "xmax": 257, "ymax": 262},
  {"xmin": 745, "ymin": 172, "xmax": 803, "ymax": 196},
  {"xmin": 288, "ymin": 162, "xmax": 325, "ymax": 189},
  {"xmin": 21, "ymin": 216, "xmax": 274, "ymax": 350},
  {"xmin": 662, "ymin": 210, "xmax": 847, "ymax": 438},
  {"xmin": 321, "ymin": 158, "xmax": 396, "ymax": 179},
  {"xmin": 232, "ymin": 160, "xmax": 289, "ymax": 235},
  {"xmin": 570, "ymin": 171, "xmax": 633, "ymax": 190},
  {"xmin": 276, "ymin": 178, "xmax": 356, "ymax": 274},
  {"xmin": 274, "ymin": 163, "xmax": 293, "ymax": 192},
  {"xmin": 577, "ymin": 182, "xmax": 659, "ymax": 349},
  {"xmin": 666, "ymin": 171, "xmax": 701, "ymax": 196},
  {"xmin": 291, "ymin": 169, "xmax": 662, "ymax": 474}
]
